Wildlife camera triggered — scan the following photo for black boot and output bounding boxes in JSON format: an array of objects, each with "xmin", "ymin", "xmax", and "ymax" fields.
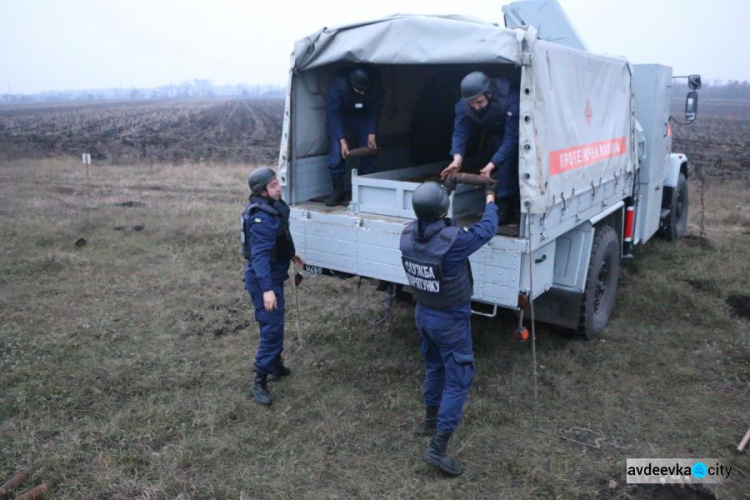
[
  {"xmin": 251, "ymin": 374, "xmax": 273, "ymax": 405},
  {"xmin": 423, "ymin": 431, "xmax": 464, "ymax": 476},
  {"xmin": 268, "ymin": 356, "xmax": 291, "ymax": 382},
  {"xmin": 325, "ymin": 174, "xmax": 345, "ymax": 206},
  {"xmin": 421, "ymin": 406, "xmax": 439, "ymax": 436}
]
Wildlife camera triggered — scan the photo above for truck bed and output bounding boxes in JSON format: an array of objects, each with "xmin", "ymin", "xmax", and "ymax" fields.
[{"xmin": 293, "ymin": 199, "xmax": 513, "ymax": 232}]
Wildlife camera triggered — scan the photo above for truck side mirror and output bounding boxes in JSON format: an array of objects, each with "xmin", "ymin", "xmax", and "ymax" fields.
[
  {"xmin": 685, "ymin": 91, "xmax": 698, "ymax": 122},
  {"xmin": 687, "ymin": 74, "xmax": 702, "ymax": 90}
]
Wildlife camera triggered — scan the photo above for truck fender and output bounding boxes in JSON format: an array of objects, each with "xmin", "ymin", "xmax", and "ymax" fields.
[
  {"xmin": 548, "ymin": 202, "xmax": 623, "ymax": 295},
  {"xmin": 524, "ymin": 221, "xmax": 596, "ymax": 330},
  {"xmin": 529, "ymin": 212, "xmax": 624, "ymax": 334},
  {"xmin": 664, "ymin": 153, "xmax": 689, "ymax": 188}
]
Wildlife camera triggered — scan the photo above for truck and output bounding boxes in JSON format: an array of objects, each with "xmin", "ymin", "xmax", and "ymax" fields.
[{"xmin": 277, "ymin": 0, "xmax": 701, "ymax": 337}]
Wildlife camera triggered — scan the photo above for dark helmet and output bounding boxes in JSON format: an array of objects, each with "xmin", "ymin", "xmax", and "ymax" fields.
[
  {"xmin": 412, "ymin": 181, "xmax": 450, "ymax": 221},
  {"xmin": 248, "ymin": 166, "xmax": 277, "ymax": 195},
  {"xmin": 460, "ymin": 71, "xmax": 492, "ymax": 100},
  {"xmin": 346, "ymin": 65, "xmax": 374, "ymax": 93}
]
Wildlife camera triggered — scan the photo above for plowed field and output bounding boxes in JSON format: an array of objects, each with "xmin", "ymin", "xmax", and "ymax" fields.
[
  {"xmin": 671, "ymin": 98, "xmax": 750, "ymax": 179},
  {"xmin": 0, "ymin": 98, "xmax": 283, "ymax": 164},
  {"xmin": 2, "ymin": 97, "xmax": 748, "ymax": 180}
]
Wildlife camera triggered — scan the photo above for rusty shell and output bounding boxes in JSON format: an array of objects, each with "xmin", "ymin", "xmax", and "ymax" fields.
[
  {"xmin": 0, "ymin": 471, "xmax": 29, "ymax": 498},
  {"xmin": 346, "ymin": 147, "xmax": 380, "ymax": 158},
  {"xmin": 13, "ymin": 482, "xmax": 53, "ymax": 500},
  {"xmin": 449, "ymin": 173, "xmax": 497, "ymax": 186}
]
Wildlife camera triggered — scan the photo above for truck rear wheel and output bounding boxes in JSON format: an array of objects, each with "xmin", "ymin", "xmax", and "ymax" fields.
[
  {"xmin": 662, "ymin": 172, "xmax": 689, "ymax": 240},
  {"xmin": 579, "ymin": 224, "xmax": 620, "ymax": 339}
]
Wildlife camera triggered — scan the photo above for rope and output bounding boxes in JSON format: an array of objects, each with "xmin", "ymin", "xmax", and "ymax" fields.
[
  {"xmin": 353, "ymin": 277, "xmax": 393, "ymax": 327},
  {"xmin": 525, "ymin": 203, "xmax": 539, "ymax": 420},
  {"xmin": 286, "ymin": 263, "xmax": 306, "ymax": 360}
]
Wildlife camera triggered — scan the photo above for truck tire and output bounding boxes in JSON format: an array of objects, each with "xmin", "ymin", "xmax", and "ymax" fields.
[
  {"xmin": 662, "ymin": 172, "xmax": 689, "ymax": 240},
  {"xmin": 579, "ymin": 224, "xmax": 620, "ymax": 339}
]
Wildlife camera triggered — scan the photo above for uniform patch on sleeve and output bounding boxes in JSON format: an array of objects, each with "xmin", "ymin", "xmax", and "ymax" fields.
[
  {"xmin": 462, "ymin": 227, "xmax": 469, "ymax": 232},
  {"xmin": 254, "ymin": 218, "xmax": 262, "ymax": 223}
]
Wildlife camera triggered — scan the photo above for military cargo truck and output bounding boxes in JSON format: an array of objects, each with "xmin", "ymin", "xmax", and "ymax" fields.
[{"xmin": 275, "ymin": 0, "xmax": 700, "ymax": 337}]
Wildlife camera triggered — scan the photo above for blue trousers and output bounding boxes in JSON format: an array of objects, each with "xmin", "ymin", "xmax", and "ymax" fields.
[
  {"xmin": 327, "ymin": 116, "xmax": 375, "ymax": 176},
  {"xmin": 492, "ymin": 159, "xmax": 520, "ymax": 199},
  {"xmin": 416, "ymin": 307, "xmax": 476, "ymax": 433},
  {"xmin": 482, "ymin": 133, "xmax": 519, "ymax": 199},
  {"xmin": 248, "ymin": 282, "xmax": 285, "ymax": 376}
]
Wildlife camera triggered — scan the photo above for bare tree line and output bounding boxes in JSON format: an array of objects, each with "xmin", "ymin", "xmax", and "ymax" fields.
[
  {"xmin": 673, "ymin": 79, "xmax": 750, "ymax": 99},
  {"xmin": 0, "ymin": 80, "xmax": 285, "ymax": 105}
]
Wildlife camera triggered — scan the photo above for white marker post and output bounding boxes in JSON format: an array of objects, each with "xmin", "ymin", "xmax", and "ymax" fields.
[{"xmin": 82, "ymin": 152, "xmax": 91, "ymax": 180}]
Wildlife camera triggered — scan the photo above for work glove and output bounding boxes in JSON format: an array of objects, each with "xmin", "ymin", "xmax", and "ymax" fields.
[
  {"xmin": 484, "ymin": 178, "xmax": 497, "ymax": 196},
  {"xmin": 443, "ymin": 175, "xmax": 458, "ymax": 195}
]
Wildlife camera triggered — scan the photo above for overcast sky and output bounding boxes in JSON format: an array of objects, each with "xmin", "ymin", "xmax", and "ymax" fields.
[{"xmin": 1, "ymin": 0, "xmax": 748, "ymax": 94}]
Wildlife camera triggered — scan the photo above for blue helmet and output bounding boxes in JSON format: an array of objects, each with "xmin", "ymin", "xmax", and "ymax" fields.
[
  {"xmin": 460, "ymin": 71, "xmax": 492, "ymax": 100},
  {"xmin": 248, "ymin": 166, "xmax": 276, "ymax": 195},
  {"xmin": 347, "ymin": 65, "xmax": 375, "ymax": 93},
  {"xmin": 412, "ymin": 181, "xmax": 450, "ymax": 221}
]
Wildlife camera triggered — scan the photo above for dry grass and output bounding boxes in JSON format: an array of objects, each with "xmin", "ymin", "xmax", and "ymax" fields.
[{"xmin": 1, "ymin": 158, "xmax": 748, "ymax": 499}]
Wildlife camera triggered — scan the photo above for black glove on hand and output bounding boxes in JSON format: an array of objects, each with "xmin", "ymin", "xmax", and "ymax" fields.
[
  {"xmin": 484, "ymin": 178, "xmax": 497, "ymax": 196},
  {"xmin": 443, "ymin": 176, "xmax": 458, "ymax": 195}
]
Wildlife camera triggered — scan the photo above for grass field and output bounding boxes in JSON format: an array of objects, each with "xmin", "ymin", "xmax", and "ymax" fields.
[{"xmin": 1, "ymin": 155, "xmax": 748, "ymax": 499}]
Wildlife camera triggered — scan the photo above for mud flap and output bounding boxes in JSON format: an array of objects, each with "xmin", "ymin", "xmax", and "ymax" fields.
[{"xmin": 523, "ymin": 287, "xmax": 583, "ymax": 330}]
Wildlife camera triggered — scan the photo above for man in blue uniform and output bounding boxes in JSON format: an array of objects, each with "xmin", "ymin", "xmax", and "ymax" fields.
[
  {"xmin": 242, "ymin": 167, "xmax": 304, "ymax": 406},
  {"xmin": 400, "ymin": 181, "xmax": 498, "ymax": 476},
  {"xmin": 440, "ymin": 71, "xmax": 520, "ymax": 225},
  {"xmin": 325, "ymin": 65, "xmax": 384, "ymax": 206}
]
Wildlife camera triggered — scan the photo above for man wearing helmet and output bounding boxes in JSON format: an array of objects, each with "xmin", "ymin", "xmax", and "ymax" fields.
[
  {"xmin": 440, "ymin": 71, "xmax": 520, "ymax": 227},
  {"xmin": 399, "ymin": 181, "xmax": 498, "ymax": 476},
  {"xmin": 324, "ymin": 64, "xmax": 384, "ymax": 206},
  {"xmin": 242, "ymin": 166, "xmax": 305, "ymax": 405}
]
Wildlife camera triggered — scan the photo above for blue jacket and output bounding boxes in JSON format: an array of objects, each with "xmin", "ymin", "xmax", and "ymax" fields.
[
  {"xmin": 416, "ymin": 201, "xmax": 498, "ymax": 319},
  {"xmin": 450, "ymin": 78, "xmax": 520, "ymax": 167},
  {"xmin": 242, "ymin": 196, "xmax": 295, "ymax": 292},
  {"xmin": 326, "ymin": 70, "xmax": 384, "ymax": 141}
]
